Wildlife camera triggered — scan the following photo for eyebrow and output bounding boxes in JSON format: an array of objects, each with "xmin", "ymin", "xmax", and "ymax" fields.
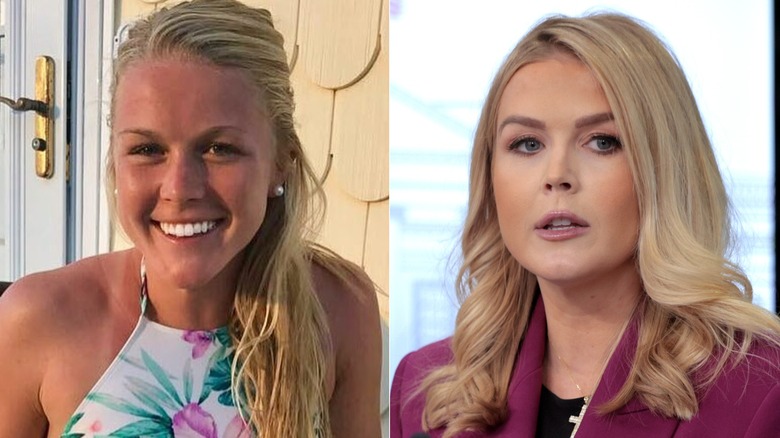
[
  {"xmin": 497, "ymin": 112, "xmax": 615, "ymax": 133},
  {"xmin": 116, "ymin": 125, "xmax": 246, "ymax": 140},
  {"xmin": 498, "ymin": 115, "xmax": 545, "ymax": 131},
  {"xmin": 116, "ymin": 128, "xmax": 162, "ymax": 141},
  {"xmin": 574, "ymin": 112, "xmax": 614, "ymax": 128}
]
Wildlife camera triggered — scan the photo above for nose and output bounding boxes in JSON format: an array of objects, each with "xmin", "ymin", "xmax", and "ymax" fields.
[
  {"xmin": 543, "ymin": 145, "xmax": 577, "ymax": 193},
  {"xmin": 160, "ymin": 151, "xmax": 206, "ymax": 202}
]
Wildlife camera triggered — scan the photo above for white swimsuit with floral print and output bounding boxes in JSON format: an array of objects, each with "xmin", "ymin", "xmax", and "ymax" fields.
[{"xmin": 61, "ymin": 266, "xmax": 250, "ymax": 438}]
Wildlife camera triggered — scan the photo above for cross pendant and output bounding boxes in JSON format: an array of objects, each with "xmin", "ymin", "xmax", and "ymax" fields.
[{"xmin": 568, "ymin": 396, "xmax": 589, "ymax": 438}]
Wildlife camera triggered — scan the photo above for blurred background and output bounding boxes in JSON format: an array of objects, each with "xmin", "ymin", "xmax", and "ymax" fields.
[{"xmin": 389, "ymin": 0, "xmax": 774, "ymax": 380}]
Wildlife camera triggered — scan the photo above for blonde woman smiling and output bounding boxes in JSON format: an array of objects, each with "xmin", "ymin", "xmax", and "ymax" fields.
[{"xmin": 0, "ymin": 1, "xmax": 381, "ymax": 437}]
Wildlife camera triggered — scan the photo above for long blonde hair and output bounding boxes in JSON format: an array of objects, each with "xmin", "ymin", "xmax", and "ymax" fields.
[
  {"xmin": 105, "ymin": 1, "xmax": 358, "ymax": 435},
  {"xmin": 418, "ymin": 12, "xmax": 780, "ymax": 436}
]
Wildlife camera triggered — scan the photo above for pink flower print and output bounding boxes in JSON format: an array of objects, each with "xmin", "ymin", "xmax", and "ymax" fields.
[
  {"xmin": 183, "ymin": 330, "xmax": 213, "ymax": 359},
  {"xmin": 172, "ymin": 403, "xmax": 218, "ymax": 438},
  {"xmin": 223, "ymin": 414, "xmax": 251, "ymax": 438}
]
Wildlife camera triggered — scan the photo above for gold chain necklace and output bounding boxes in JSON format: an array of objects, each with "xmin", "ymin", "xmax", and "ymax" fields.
[
  {"xmin": 556, "ymin": 353, "xmax": 592, "ymax": 438},
  {"xmin": 556, "ymin": 352, "xmax": 592, "ymax": 397},
  {"xmin": 553, "ymin": 300, "xmax": 640, "ymax": 438}
]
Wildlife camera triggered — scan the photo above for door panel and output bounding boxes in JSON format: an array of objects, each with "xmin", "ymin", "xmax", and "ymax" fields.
[{"xmin": 0, "ymin": 0, "xmax": 68, "ymax": 280}]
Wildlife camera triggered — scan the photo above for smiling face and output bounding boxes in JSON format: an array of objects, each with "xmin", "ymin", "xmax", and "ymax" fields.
[
  {"xmin": 491, "ymin": 53, "xmax": 639, "ymax": 289},
  {"xmin": 112, "ymin": 59, "xmax": 280, "ymax": 291}
]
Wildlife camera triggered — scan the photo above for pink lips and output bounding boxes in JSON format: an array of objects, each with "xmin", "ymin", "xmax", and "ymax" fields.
[{"xmin": 534, "ymin": 211, "xmax": 589, "ymax": 241}]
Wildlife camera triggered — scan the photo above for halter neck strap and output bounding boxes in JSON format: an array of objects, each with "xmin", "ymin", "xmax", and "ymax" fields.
[{"xmin": 140, "ymin": 257, "xmax": 148, "ymax": 314}]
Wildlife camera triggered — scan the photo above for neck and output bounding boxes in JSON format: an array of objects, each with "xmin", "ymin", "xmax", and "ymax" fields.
[
  {"xmin": 138, "ymin": 251, "xmax": 240, "ymax": 330},
  {"xmin": 540, "ymin": 267, "xmax": 642, "ymax": 399}
]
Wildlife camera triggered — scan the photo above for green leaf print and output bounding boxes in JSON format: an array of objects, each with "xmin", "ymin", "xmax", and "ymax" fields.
[
  {"xmin": 121, "ymin": 354, "xmax": 178, "ymax": 382},
  {"xmin": 60, "ymin": 434, "xmax": 85, "ymax": 438},
  {"xmin": 125, "ymin": 376, "xmax": 179, "ymax": 411},
  {"xmin": 183, "ymin": 359, "xmax": 193, "ymax": 403},
  {"xmin": 108, "ymin": 418, "xmax": 170, "ymax": 437},
  {"xmin": 205, "ymin": 354, "xmax": 232, "ymax": 392},
  {"xmin": 215, "ymin": 327, "xmax": 231, "ymax": 347},
  {"xmin": 125, "ymin": 383, "xmax": 171, "ymax": 421},
  {"xmin": 197, "ymin": 383, "xmax": 212, "ymax": 405},
  {"xmin": 199, "ymin": 348, "xmax": 234, "ymax": 404},
  {"xmin": 62, "ymin": 412, "xmax": 84, "ymax": 434},
  {"xmin": 141, "ymin": 349, "xmax": 185, "ymax": 407},
  {"xmin": 218, "ymin": 389, "xmax": 235, "ymax": 407},
  {"xmin": 86, "ymin": 393, "xmax": 163, "ymax": 420},
  {"xmin": 144, "ymin": 432, "xmax": 173, "ymax": 438}
]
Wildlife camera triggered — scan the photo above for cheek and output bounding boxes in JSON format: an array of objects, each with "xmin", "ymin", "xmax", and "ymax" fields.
[
  {"xmin": 115, "ymin": 165, "xmax": 144, "ymax": 195},
  {"xmin": 114, "ymin": 164, "xmax": 146, "ymax": 210},
  {"xmin": 611, "ymin": 188, "xmax": 638, "ymax": 223},
  {"xmin": 491, "ymin": 180, "xmax": 537, "ymax": 268},
  {"xmin": 113, "ymin": 166, "xmax": 157, "ymax": 234},
  {"xmin": 492, "ymin": 162, "xmax": 536, "ymax": 228},
  {"xmin": 600, "ymin": 167, "xmax": 640, "ymax": 241},
  {"xmin": 214, "ymin": 167, "xmax": 271, "ymax": 219}
]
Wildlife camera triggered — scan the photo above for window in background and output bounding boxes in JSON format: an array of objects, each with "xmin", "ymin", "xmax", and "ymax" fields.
[{"xmin": 389, "ymin": 0, "xmax": 774, "ymax": 379}]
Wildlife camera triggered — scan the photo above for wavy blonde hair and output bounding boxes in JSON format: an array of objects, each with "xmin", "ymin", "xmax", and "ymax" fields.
[
  {"xmin": 418, "ymin": 12, "xmax": 780, "ymax": 436},
  {"xmin": 105, "ymin": 1, "xmax": 365, "ymax": 436}
]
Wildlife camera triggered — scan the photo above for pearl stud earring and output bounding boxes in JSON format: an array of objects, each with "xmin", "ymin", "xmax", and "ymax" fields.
[{"xmin": 273, "ymin": 185, "xmax": 285, "ymax": 197}]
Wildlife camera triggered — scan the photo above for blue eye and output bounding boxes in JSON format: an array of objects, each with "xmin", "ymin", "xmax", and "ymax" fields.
[
  {"xmin": 586, "ymin": 135, "xmax": 621, "ymax": 154},
  {"xmin": 509, "ymin": 136, "xmax": 543, "ymax": 154}
]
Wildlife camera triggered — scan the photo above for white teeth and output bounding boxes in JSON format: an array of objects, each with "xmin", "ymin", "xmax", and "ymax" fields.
[
  {"xmin": 159, "ymin": 220, "xmax": 217, "ymax": 237},
  {"xmin": 550, "ymin": 218, "xmax": 572, "ymax": 227}
]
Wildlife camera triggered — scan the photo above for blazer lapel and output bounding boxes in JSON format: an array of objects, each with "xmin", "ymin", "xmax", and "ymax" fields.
[
  {"xmin": 492, "ymin": 296, "xmax": 547, "ymax": 437},
  {"xmin": 576, "ymin": 310, "xmax": 681, "ymax": 437},
  {"xmin": 436, "ymin": 296, "xmax": 683, "ymax": 437}
]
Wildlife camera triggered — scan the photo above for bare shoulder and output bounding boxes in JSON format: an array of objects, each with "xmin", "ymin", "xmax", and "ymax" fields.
[
  {"xmin": 310, "ymin": 254, "xmax": 382, "ymax": 437},
  {"xmin": 0, "ymin": 250, "xmax": 135, "ymax": 434},
  {"xmin": 2, "ymin": 261, "xmax": 89, "ymax": 333},
  {"xmin": 0, "ymin": 274, "xmax": 53, "ymax": 434},
  {"xmin": 311, "ymin": 258, "xmax": 379, "ymax": 324},
  {"xmin": 310, "ymin": 257, "xmax": 381, "ymax": 362},
  {"xmin": 0, "ymin": 251, "xmax": 133, "ymax": 328},
  {"xmin": 0, "ymin": 249, "xmax": 144, "ymax": 369}
]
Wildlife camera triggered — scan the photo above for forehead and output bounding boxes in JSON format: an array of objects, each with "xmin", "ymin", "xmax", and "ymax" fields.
[
  {"xmin": 497, "ymin": 53, "xmax": 611, "ymax": 124},
  {"xmin": 112, "ymin": 59, "xmax": 265, "ymax": 130}
]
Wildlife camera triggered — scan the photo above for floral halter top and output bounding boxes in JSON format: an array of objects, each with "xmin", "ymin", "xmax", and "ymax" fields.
[{"xmin": 61, "ymin": 263, "xmax": 251, "ymax": 438}]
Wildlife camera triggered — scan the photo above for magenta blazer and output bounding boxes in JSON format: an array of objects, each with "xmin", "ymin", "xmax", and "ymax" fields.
[{"xmin": 391, "ymin": 297, "xmax": 780, "ymax": 437}]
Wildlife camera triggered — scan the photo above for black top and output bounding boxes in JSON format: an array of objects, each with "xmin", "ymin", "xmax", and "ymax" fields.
[{"xmin": 535, "ymin": 385, "xmax": 586, "ymax": 438}]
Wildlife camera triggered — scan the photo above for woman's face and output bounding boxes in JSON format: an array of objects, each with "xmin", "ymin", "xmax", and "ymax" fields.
[
  {"xmin": 491, "ymin": 53, "xmax": 639, "ymax": 289},
  {"xmin": 112, "ymin": 59, "xmax": 279, "ymax": 290}
]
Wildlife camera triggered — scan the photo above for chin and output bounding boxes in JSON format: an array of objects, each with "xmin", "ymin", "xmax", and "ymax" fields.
[
  {"xmin": 526, "ymin": 262, "xmax": 592, "ymax": 286},
  {"xmin": 155, "ymin": 258, "xmax": 231, "ymax": 290}
]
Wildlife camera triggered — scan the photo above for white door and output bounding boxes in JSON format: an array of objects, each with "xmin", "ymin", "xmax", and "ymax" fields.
[{"xmin": 1, "ymin": 0, "xmax": 69, "ymax": 281}]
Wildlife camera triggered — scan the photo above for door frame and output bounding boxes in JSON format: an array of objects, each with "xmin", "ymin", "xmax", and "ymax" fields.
[
  {"xmin": 3, "ymin": 0, "xmax": 24, "ymax": 279},
  {"xmin": 73, "ymin": 0, "xmax": 116, "ymax": 260}
]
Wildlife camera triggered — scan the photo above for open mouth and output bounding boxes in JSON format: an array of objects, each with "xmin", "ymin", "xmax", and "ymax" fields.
[
  {"xmin": 543, "ymin": 218, "xmax": 584, "ymax": 230},
  {"xmin": 156, "ymin": 220, "xmax": 220, "ymax": 238}
]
